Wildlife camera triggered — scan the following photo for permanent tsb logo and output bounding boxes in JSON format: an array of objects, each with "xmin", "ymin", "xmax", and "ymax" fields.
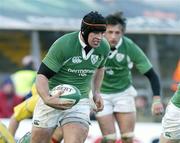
[{"xmin": 68, "ymin": 68, "xmax": 95, "ymax": 76}]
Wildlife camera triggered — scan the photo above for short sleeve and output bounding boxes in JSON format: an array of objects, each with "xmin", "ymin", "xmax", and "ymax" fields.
[{"xmin": 42, "ymin": 39, "xmax": 65, "ymax": 72}]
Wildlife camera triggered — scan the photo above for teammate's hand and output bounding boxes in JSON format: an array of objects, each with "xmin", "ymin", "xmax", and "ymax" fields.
[
  {"xmin": 151, "ymin": 96, "xmax": 164, "ymax": 115},
  {"xmin": 93, "ymin": 93, "xmax": 104, "ymax": 112},
  {"xmin": 44, "ymin": 91, "xmax": 74, "ymax": 110}
]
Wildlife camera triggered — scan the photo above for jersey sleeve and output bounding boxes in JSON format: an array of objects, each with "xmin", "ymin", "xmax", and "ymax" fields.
[
  {"xmin": 98, "ymin": 39, "xmax": 110, "ymax": 68},
  {"xmin": 42, "ymin": 38, "xmax": 65, "ymax": 72},
  {"xmin": 13, "ymin": 100, "xmax": 33, "ymax": 121},
  {"xmin": 127, "ymin": 40, "xmax": 152, "ymax": 74}
]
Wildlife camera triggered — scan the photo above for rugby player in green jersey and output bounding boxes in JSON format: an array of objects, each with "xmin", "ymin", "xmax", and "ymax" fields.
[
  {"xmin": 96, "ymin": 12, "xmax": 164, "ymax": 143},
  {"xmin": 30, "ymin": 11, "xmax": 110, "ymax": 143},
  {"xmin": 160, "ymin": 84, "xmax": 180, "ymax": 143}
]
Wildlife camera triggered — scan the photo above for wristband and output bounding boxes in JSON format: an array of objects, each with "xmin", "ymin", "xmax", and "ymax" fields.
[{"xmin": 152, "ymin": 98, "xmax": 161, "ymax": 105}]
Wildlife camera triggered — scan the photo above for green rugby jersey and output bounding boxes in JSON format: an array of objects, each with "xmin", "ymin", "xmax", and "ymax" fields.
[
  {"xmin": 101, "ymin": 36, "xmax": 152, "ymax": 94},
  {"xmin": 42, "ymin": 31, "xmax": 110, "ymax": 99},
  {"xmin": 171, "ymin": 84, "xmax": 180, "ymax": 108}
]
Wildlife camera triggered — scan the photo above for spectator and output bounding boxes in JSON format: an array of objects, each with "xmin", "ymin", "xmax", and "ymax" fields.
[
  {"xmin": 0, "ymin": 78, "xmax": 23, "ymax": 118},
  {"xmin": 11, "ymin": 55, "xmax": 37, "ymax": 97}
]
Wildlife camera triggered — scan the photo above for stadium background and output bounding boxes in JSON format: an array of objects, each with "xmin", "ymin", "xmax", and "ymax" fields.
[{"xmin": 0, "ymin": 0, "xmax": 180, "ymax": 142}]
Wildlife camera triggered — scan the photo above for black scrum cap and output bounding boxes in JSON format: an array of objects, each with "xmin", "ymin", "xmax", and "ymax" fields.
[{"xmin": 81, "ymin": 11, "xmax": 106, "ymax": 46}]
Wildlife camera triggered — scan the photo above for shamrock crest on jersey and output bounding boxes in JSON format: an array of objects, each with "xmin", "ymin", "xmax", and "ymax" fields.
[
  {"xmin": 116, "ymin": 53, "xmax": 125, "ymax": 62},
  {"xmin": 91, "ymin": 55, "xmax": 99, "ymax": 65}
]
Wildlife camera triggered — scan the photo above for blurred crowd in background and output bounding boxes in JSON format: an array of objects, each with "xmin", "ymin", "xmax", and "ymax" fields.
[{"xmin": 0, "ymin": 55, "xmax": 36, "ymax": 118}]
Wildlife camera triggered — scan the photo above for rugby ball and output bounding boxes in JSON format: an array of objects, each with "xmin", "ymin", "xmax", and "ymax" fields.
[{"xmin": 50, "ymin": 84, "xmax": 81, "ymax": 106}]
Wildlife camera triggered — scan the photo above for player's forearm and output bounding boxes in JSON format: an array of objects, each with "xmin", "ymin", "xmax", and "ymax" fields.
[
  {"xmin": 36, "ymin": 74, "xmax": 50, "ymax": 102},
  {"xmin": 8, "ymin": 116, "xmax": 20, "ymax": 136},
  {"xmin": 144, "ymin": 68, "xmax": 161, "ymax": 97},
  {"xmin": 92, "ymin": 67, "xmax": 104, "ymax": 95},
  {"xmin": 144, "ymin": 69, "xmax": 164, "ymax": 114}
]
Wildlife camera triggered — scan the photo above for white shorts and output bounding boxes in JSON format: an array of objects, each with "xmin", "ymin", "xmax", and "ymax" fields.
[
  {"xmin": 96, "ymin": 86, "xmax": 137, "ymax": 117},
  {"xmin": 162, "ymin": 101, "xmax": 180, "ymax": 140},
  {"xmin": 32, "ymin": 98, "xmax": 91, "ymax": 128}
]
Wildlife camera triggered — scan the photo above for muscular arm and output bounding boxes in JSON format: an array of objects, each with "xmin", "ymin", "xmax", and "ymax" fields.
[
  {"xmin": 91, "ymin": 67, "xmax": 105, "ymax": 112},
  {"xmin": 92, "ymin": 67, "xmax": 105, "ymax": 95},
  {"xmin": 36, "ymin": 63, "xmax": 56, "ymax": 103},
  {"xmin": 36, "ymin": 63, "xmax": 74, "ymax": 109},
  {"xmin": 36, "ymin": 74, "xmax": 50, "ymax": 103}
]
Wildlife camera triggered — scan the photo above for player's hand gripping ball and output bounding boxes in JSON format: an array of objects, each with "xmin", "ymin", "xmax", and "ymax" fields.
[{"xmin": 50, "ymin": 84, "xmax": 81, "ymax": 106}]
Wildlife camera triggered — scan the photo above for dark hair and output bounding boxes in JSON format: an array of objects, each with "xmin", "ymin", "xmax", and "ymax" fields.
[
  {"xmin": 106, "ymin": 11, "xmax": 127, "ymax": 32},
  {"xmin": 81, "ymin": 11, "xmax": 106, "ymax": 46}
]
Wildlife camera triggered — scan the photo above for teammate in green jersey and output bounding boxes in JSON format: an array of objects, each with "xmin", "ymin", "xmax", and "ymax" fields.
[
  {"xmin": 160, "ymin": 84, "xmax": 180, "ymax": 143},
  {"xmin": 96, "ymin": 12, "xmax": 164, "ymax": 143},
  {"xmin": 30, "ymin": 11, "xmax": 110, "ymax": 143}
]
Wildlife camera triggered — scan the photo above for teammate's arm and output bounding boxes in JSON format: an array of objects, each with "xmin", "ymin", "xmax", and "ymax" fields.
[
  {"xmin": 144, "ymin": 68, "xmax": 160, "ymax": 97},
  {"xmin": 128, "ymin": 41, "xmax": 164, "ymax": 115},
  {"xmin": 144, "ymin": 68, "xmax": 164, "ymax": 115}
]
